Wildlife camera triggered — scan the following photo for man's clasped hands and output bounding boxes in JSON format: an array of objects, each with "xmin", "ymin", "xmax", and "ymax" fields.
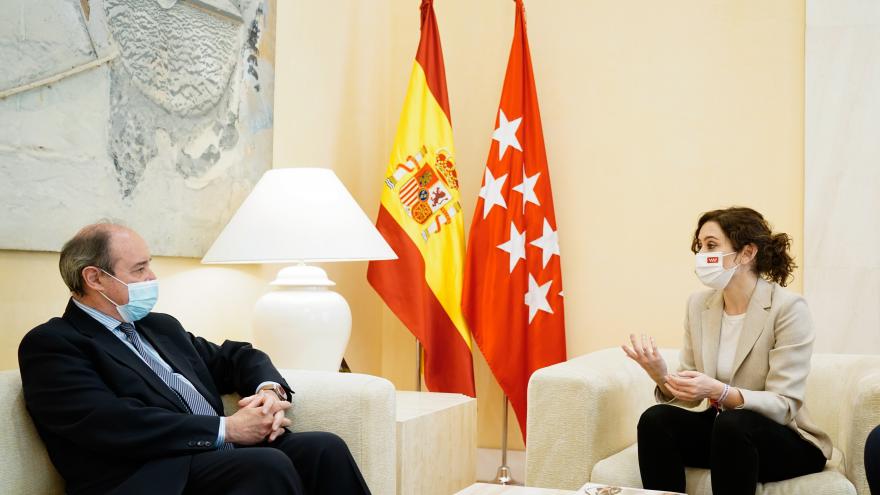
[{"xmin": 224, "ymin": 389, "xmax": 292, "ymax": 445}]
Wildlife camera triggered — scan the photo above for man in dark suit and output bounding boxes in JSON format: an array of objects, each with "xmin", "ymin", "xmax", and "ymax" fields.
[{"xmin": 18, "ymin": 223, "xmax": 371, "ymax": 495}]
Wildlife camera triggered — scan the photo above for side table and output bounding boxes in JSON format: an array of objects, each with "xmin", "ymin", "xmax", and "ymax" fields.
[{"xmin": 396, "ymin": 391, "xmax": 477, "ymax": 495}]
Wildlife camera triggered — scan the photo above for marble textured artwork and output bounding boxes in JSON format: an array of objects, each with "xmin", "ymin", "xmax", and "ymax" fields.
[
  {"xmin": 805, "ymin": 0, "xmax": 880, "ymax": 354},
  {"xmin": 0, "ymin": 0, "xmax": 275, "ymax": 257},
  {"xmin": 106, "ymin": 0, "xmax": 240, "ymax": 116},
  {"xmin": 0, "ymin": 0, "xmax": 97, "ymax": 90}
]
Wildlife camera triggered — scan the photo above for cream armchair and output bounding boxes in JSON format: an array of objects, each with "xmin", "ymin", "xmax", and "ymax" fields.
[
  {"xmin": 526, "ymin": 348, "xmax": 880, "ymax": 495},
  {"xmin": 0, "ymin": 368, "xmax": 396, "ymax": 495}
]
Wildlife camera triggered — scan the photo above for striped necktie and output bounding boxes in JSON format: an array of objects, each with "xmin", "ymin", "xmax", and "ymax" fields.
[{"xmin": 118, "ymin": 323, "xmax": 233, "ymax": 450}]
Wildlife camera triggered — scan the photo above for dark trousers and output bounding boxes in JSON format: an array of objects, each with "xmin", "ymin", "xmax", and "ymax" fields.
[
  {"xmin": 183, "ymin": 431, "xmax": 371, "ymax": 495},
  {"xmin": 637, "ymin": 405, "xmax": 826, "ymax": 495},
  {"xmin": 866, "ymin": 425, "xmax": 880, "ymax": 494}
]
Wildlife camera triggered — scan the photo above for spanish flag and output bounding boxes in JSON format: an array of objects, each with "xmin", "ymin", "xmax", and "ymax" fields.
[{"xmin": 367, "ymin": 0, "xmax": 475, "ymax": 397}]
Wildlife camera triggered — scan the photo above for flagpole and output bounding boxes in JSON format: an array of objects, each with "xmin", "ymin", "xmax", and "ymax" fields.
[
  {"xmin": 415, "ymin": 341, "xmax": 422, "ymax": 392},
  {"xmin": 494, "ymin": 394, "xmax": 515, "ymax": 485}
]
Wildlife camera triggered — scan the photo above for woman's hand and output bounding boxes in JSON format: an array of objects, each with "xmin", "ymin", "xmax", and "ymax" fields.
[
  {"xmin": 664, "ymin": 370, "xmax": 724, "ymax": 402},
  {"xmin": 621, "ymin": 333, "xmax": 668, "ymax": 385}
]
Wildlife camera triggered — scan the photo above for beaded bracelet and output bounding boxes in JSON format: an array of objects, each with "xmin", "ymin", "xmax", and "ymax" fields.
[{"xmin": 710, "ymin": 383, "xmax": 731, "ymax": 411}]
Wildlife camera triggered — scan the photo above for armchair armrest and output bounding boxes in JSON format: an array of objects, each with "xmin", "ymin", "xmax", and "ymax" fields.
[
  {"xmin": 525, "ymin": 348, "xmax": 677, "ymax": 489},
  {"xmin": 222, "ymin": 370, "xmax": 396, "ymax": 495},
  {"xmin": 837, "ymin": 361, "xmax": 880, "ymax": 495}
]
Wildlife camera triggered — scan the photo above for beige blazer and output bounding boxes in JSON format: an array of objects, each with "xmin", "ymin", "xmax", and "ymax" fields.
[{"xmin": 659, "ymin": 278, "xmax": 833, "ymax": 459}]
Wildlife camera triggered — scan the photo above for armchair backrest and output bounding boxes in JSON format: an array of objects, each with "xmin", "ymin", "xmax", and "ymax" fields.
[
  {"xmin": 0, "ymin": 369, "xmax": 64, "ymax": 495},
  {"xmin": 804, "ymin": 353, "xmax": 880, "ymax": 491}
]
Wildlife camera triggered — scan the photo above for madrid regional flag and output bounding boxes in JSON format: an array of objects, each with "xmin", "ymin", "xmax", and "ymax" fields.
[
  {"xmin": 367, "ymin": 0, "xmax": 475, "ymax": 397},
  {"xmin": 463, "ymin": 0, "xmax": 566, "ymax": 439}
]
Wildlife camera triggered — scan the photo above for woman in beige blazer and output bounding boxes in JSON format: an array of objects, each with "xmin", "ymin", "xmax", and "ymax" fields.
[{"xmin": 622, "ymin": 207, "xmax": 831, "ymax": 495}]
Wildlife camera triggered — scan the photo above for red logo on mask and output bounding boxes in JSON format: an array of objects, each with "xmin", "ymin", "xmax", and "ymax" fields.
[{"xmin": 707, "ymin": 256, "xmax": 719, "ymax": 264}]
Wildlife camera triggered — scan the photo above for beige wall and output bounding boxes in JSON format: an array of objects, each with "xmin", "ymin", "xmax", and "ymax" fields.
[{"xmin": 0, "ymin": 0, "xmax": 805, "ymax": 451}]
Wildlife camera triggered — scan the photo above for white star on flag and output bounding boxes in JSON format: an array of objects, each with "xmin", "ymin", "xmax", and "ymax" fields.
[
  {"xmin": 512, "ymin": 167, "xmax": 541, "ymax": 213},
  {"xmin": 524, "ymin": 273, "xmax": 554, "ymax": 323},
  {"xmin": 529, "ymin": 218, "xmax": 560, "ymax": 268},
  {"xmin": 496, "ymin": 221, "xmax": 527, "ymax": 273},
  {"xmin": 492, "ymin": 109, "xmax": 522, "ymax": 160},
  {"xmin": 478, "ymin": 168, "xmax": 508, "ymax": 219}
]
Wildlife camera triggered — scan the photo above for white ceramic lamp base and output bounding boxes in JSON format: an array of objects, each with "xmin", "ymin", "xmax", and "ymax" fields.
[{"xmin": 253, "ymin": 265, "xmax": 352, "ymax": 371}]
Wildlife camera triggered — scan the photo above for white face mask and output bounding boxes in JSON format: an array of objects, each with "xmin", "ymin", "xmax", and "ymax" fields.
[{"xmin": 694, "ymin": 251, "xmax": 739, "ymax": 290}]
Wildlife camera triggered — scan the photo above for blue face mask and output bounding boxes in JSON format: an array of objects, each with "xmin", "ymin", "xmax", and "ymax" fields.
[{"xmin": 99, "ymin": 270, "xmax": 159, "ymax": 323}]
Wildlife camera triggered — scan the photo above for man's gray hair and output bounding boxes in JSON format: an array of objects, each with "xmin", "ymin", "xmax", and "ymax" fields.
[{"xmin": 59, "ymin": 222, "xmax": 122, "ymax": 295}]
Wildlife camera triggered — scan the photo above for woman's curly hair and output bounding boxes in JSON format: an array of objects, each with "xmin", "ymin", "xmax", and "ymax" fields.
[{"xmin": 691, "ymin": 207, "xmax": 796, "ymax": 287}]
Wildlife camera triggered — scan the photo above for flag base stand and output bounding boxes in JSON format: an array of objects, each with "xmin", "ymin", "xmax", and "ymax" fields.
[
  {"xmin": 416, "ymin": 340, "xmax": 422, "ymax": 391},
  {"xmin": 492, "ymin": 394, "xmax": 517, "ymax": 485},
  {"xmin": 494, "ymin": 465, "xmax": 513, "ymax": 485}
]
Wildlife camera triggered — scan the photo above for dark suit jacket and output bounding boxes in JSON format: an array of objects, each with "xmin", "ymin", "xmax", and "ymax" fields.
[{"xmin": 18, "ymin": 299, "xmax": 292, "ymax": 495}]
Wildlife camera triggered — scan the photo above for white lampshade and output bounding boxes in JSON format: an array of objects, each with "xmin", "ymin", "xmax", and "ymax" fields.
[{"xmin": 202, "ymin": 167, "xmax": 397, "ymax": 264}]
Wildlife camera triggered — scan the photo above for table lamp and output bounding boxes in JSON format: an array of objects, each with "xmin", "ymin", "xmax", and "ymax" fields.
[{"xmin": 202, "ymin": 167, "xmax": 397, "ymax": 371}]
